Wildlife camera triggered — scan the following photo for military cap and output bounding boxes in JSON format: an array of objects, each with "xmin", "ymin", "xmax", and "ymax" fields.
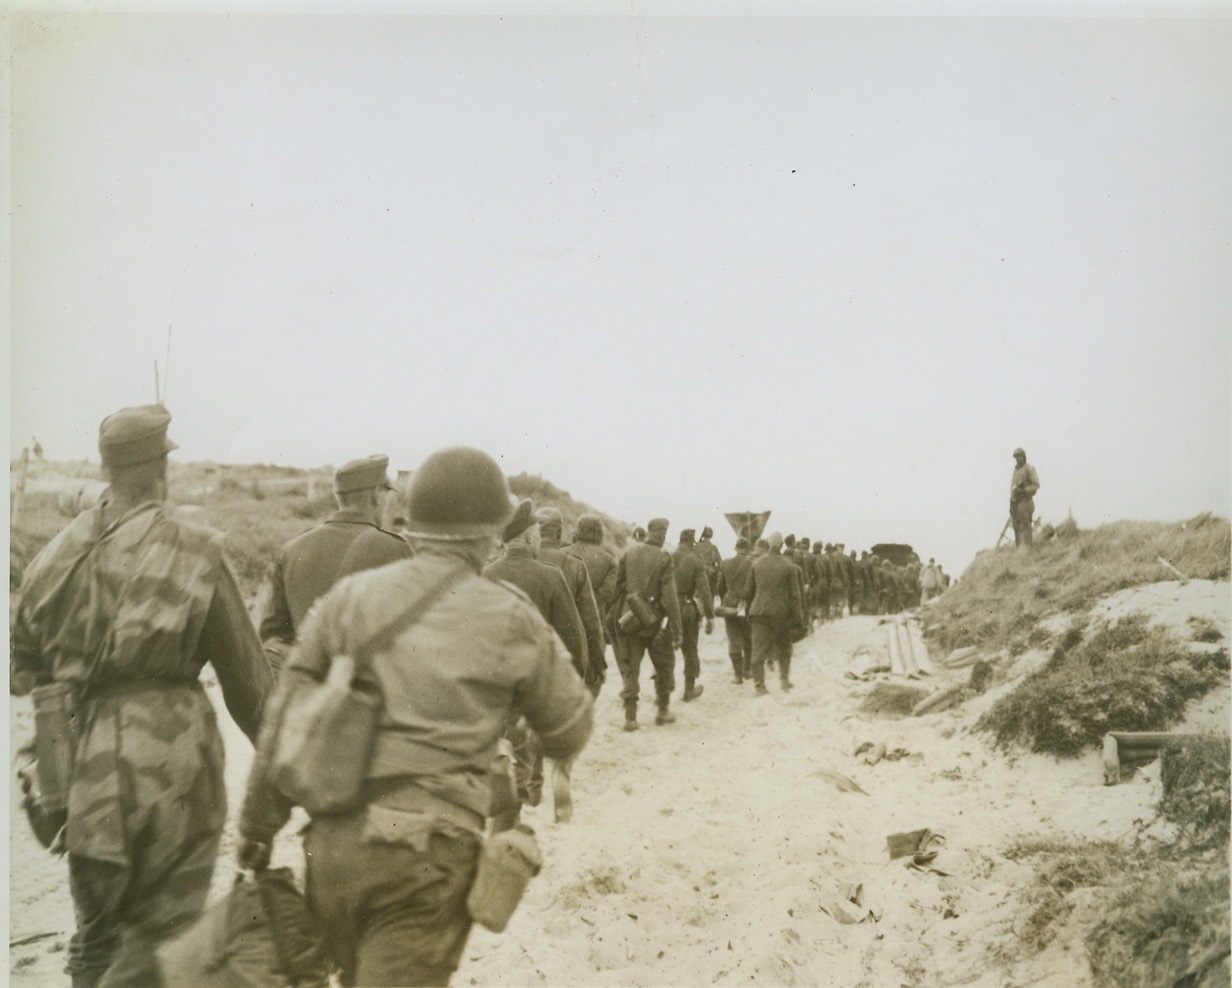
[
  {"xmin": 98, "ymin": 404, "xmax": 177, "ymax": 467},
  {"xmin": 812, "ymin": 543, "xmax": 823, "ymax": 553},
  {"xmin": 701, "ymin": 526, "xmax": 714, "ymax": 539},
  {"xmin": 784, "ymin": 534, "xmax": 796, "ymax": 548},
  {"xmin": 647, "ymin": 518, "xmax": 669, "ymax": 534},
  {"xmin": 407, "ymin": 446, "xmax": 512, "ymax": 538},
  {"xmin": 534, "ymin": 506, "xmax": 564, "ymax": 530},
  {"xmin": 335, "ymin": 455, "xmax": 396, "ymax": 495},
  {"xmin": 679, "ymin": 528, "xmax": 696, "ymax": 545},
  {"xmin": 503, "ymin": 498, "xmax": 536, "ymax": 543},
  {"xmin": 735, "ymin": 536, "xmax": 750, "ymax": 551},
  {"xmin": 1013, "ymin": 447, "xmax": 1026, "ymax": 458}
]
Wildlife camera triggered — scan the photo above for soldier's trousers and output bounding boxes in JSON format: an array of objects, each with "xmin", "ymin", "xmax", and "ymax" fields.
[
  {"xmin": 724, "ymin": 615, "xmax": 752, "ymax": 679},
  {"xmin": 614, "ymin": 625, "xmax": 676, "ymax": 708},
  {"xmin": 1012, "ymin": 497, "xmax": 1035, "ymax": 546},
  {"xmin": 680, "ymin": 603, "xmax": 702, "ymax": 689},
  {"xmin": 305, "ymin": 809, "xmax": 481, "ymax": 987},
  {"xmin": 750, "ymin": 617, "xmax": 793, "ymax": 689},
  {"xmin": 67, "ymin": 831, "xmax": 220, "ymax": 988}
]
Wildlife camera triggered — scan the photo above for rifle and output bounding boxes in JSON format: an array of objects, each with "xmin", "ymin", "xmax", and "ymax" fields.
[{"xmin": 996, "ymin": 516, "xmax": 1013, "ymax": 547}]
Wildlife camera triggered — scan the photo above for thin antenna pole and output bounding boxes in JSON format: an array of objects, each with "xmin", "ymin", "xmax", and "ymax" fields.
[
  {"xmin": 162, "ymin": 325, "xmax": 173, "ymax": 407},
  {"xmin": 154, "ymin": 359, "xmax": 161, "ymax": 404}
]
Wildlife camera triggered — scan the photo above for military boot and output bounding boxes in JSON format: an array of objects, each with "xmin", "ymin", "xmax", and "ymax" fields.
[
  {"xmin": 655, "ymin": 699, "xmax": 676, "ymax": 725},
  {"xmin": 623, "ymin": 699, "xmax": 639, "ymax": 732}
]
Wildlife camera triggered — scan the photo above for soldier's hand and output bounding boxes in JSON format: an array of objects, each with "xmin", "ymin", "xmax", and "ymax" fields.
[
  {"xmin": 672, "ymin": 633, "xmax": 683, "ymax": 649},
  {"xmin": 238, "ymin": 838, "xmax": 272, "ymax": 873},
  {"xmin": 704, "ymin": 618, "xmax": 714, "ymax": 635}
]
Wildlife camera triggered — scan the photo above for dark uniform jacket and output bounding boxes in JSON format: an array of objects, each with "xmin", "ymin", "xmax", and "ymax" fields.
[
  {"xmin": 716, "ymin": 550, "xmax": 754, "ymax": 608},
  {"xmin": 563, "ymin": 539, "xmax": 619, "ymax": 632},
  {"xmin": 539, "ymin": 535, "xmax": 604, "ymax": 672},
  {"xmin": 614, "ymin": 540, "xmax": 683, "ymax": 638},
  {"xmin": 671, "ymin": 546, "xmax": 714, "ymax": 620},
  {"xmin": 485, "ymin": 543, "xmax": 588, "ymax": 679},
  {"xmin": 260, "ymin": 510, "xmax": 412, "ymax": 650},
  {"xmin": 695, "ymin": 538, "xmax": 723, "ymax": 594},
  {"xmin": 746, "ymin": 550, "xmax": 806, "ymax": 624}
]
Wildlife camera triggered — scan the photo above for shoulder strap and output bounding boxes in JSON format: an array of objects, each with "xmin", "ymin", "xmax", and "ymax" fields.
[{"xmin": 351, "ymin": 564, "xmax": 469, "ymax": 669}]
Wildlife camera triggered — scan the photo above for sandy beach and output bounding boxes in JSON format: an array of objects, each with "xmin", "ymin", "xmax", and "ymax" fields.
[{"xmin": 10, "ymin": 582, "xmax": 1229, "ymax": 987}]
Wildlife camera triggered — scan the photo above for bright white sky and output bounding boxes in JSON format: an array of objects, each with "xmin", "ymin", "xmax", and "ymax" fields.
[{"xmin": 6, "ymin": 2, "xmax": 1231, "ymax": 573}]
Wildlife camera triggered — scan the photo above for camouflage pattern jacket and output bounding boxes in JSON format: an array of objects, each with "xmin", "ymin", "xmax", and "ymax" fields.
[{"xmin": 11, "ymin": 498, "xmax": 272, "ymax": 865}]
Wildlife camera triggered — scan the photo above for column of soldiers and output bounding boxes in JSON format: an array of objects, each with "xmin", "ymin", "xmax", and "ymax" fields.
[{"xmin": 12, "ymin": 401, "xmax": 947, "ymax": 988}]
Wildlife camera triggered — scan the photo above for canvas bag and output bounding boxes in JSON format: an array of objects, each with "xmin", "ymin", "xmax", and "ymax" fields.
[
  {"xmin": 157, "ymin": 868, "xmax": 330, "ymax": 988},
  {"xmin": 269, "ymin": 567, "xmax": 466, "ymax": 817}
]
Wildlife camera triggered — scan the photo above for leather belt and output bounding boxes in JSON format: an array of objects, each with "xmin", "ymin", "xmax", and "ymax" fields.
[{"xmin": 362, "ymin": 779, "xmax": 485, "ymax": 834}]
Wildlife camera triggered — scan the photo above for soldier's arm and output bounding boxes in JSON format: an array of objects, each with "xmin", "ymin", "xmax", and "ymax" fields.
[
  {"xmin": 512, "ymin": 610, "xmax": 594, "ymax": 764},
  {"xmin": 695, "ymin": 566, "xmax": 715, "ymax": 620},
  {"xmin": 199, "ymin": 563, "xmax": 275, "ymax": 742},
  {"xmin": 575, "ymin": 567, "xmax": 605, "ymax": 674},
  {"xmin": 258, "ymin": 554, "xmax": 295, "ymax": 660},
  {"xmin": 237, "ymin": 593, "xmax": 342, "ymax": 847},
  {"xmin": 1026, "ymin": 466, "xmax": 1040, "ymax": 495},
  {"xmin": 549, "ymin": 571, "xmax": 589, "ymax": 679},
  {"xmin": 659, "ymin": 556, "xmax": 684, "ymax": 636}
]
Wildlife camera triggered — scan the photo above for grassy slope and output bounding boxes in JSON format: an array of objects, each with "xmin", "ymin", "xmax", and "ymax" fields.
[
  {"xmin": 925, "ymin": 516, "xmax": 1231, "ymax": 987},
  {"xmin": 10, "ymin": 460, "xmax": 633, "ymax": 601}
]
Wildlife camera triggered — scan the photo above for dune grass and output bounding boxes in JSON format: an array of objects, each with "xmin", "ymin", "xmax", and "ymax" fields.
[
  {"xmin": 975, "ymin": 613, "xmax": 1229, "ymax": 757},
  {"xmin": 927, "ymin": 514, "xmax": 1230, "ymax": 657}
]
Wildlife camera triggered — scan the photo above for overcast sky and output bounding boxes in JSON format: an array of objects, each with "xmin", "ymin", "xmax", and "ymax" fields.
[{"xmin": 7, "ymin": 2, "xmax": 1231, "ymax": 572}]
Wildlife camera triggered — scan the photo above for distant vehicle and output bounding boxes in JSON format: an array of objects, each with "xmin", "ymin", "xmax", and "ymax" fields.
[{"xmin": 870, "ymin": 543, "xmax": 919, "ymax": 567}]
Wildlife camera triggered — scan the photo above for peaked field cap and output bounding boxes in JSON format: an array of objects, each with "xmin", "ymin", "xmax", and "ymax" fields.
[
  {"xmin": 99, "ymin": 405, "xmax": 177, "ymax": 467},
  {"xmin": 647, "ymin": 517, "xmax": 669, "ymax": 533},
  {"xmin": 503, "ymin": 499, "xmax": 536, "ymax": 543},
  {"xmin": 679, "ymin": 528, "xmax": 696, "ymax": 544},
  {"xmin": 534, "ymin": 506, "xmax": 564, "ymax": 528},
  {"xmin": 1013, "ymin": 447, "xmax": 1026, "ymax": 457},
  {"xmin": 735, "ymin": 536, "xmax": 750, "ymax": 550},
  {"xmin": 335, "ymin": 455, "xmax": 396, "ymax": 495},
  {"xmin": 408, "ymin": 446, "xmax": 512, "ymax": 537},
  {"xmin": 701, "ymin": 526, "xmax": 713, "ymax": 539}
]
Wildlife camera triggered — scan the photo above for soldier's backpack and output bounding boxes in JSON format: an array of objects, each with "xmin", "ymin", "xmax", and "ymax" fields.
[{"xmin": 157, "ymin": 868, "xmax": 330, "ymax": 988}]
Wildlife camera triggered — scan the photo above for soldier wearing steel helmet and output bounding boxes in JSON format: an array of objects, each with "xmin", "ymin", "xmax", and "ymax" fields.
[{"xmin": 240, "ymin": 446, "xmax": 592, "ymax": 987}]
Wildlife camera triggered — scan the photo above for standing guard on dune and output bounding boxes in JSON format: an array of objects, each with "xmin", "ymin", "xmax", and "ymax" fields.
[
  {"xmin": 612, "ymin": 517, "xmax": 683, "ymax": 731},
  {"xmin": 12, "ymin": 405, "xmax": 273, "ymax": 988},
  {"xmin": 672, "ymin": 528, "xmax": 715, "ymax": 702},
  {"xmin": 259, "ymin": 455, "xmax": 411, "ymax": 671},
  {"xmin": 1010, "ymin": 447, "xmax": 1041, "ymax": 548}
]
